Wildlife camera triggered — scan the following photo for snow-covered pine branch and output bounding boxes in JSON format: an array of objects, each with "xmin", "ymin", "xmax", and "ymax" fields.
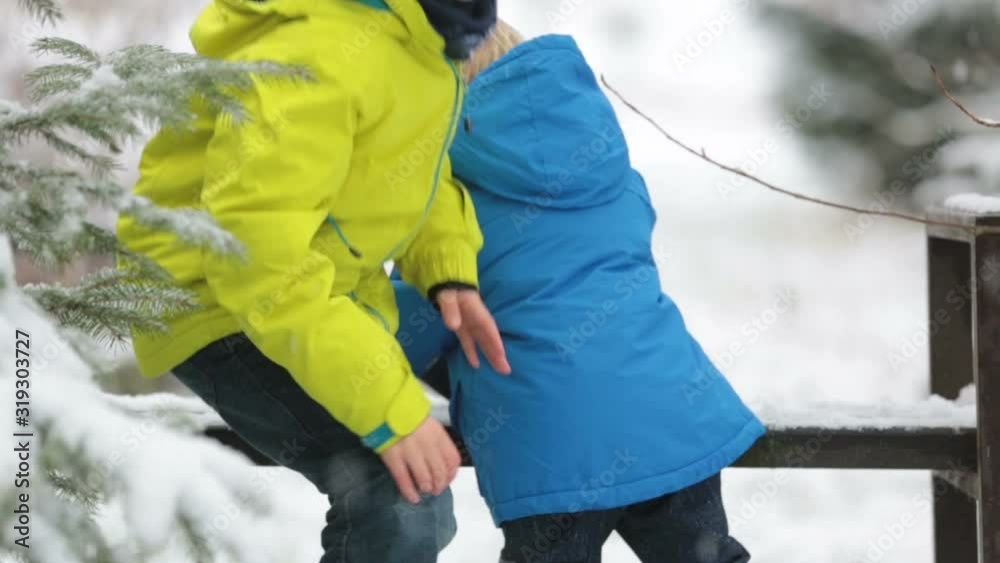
[
  {"xmin": 24, "ymin": 267, "xmax": 200, "ymax": 346},
  {"xmin": 1, "ymin": 2, "xmax": 310, "ymax": 560},
  {"xmin": 0, "ymin": 8, "xmax": 304, "ymax": 339},
  {"xmin": 1, "ymin": 237, "xmax": 291, "ymax": 563},
  {"xmin": 16, "ymin": 0, "xmax": 61, "ymax": 24},
  {"xmin": 0, "ymin": 160, "xmax": 244, "ymax": 271}
]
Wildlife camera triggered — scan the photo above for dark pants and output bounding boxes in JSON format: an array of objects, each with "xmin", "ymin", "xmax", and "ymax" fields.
[
  {"xmin": 499, "ymin": 474, "xmax": 749, "ymax": 563},
  {"xmin": 172, "ymin": 334, "xmax": 456, "ymax": 563}
]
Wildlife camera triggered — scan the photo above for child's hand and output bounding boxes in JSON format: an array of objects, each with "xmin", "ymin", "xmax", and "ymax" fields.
[
  {"xmin": 380, "ymin": 415, "xmax": 461, "ymax": 504},
  {"xmin": 436, "ymin": 288, "xmax": 512, "ymax": 374}
]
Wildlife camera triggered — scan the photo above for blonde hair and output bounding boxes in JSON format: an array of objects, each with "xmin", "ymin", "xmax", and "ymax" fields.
[{"xmin": 463, "ymin": 20, "xmax": 525, "ymax": 83}]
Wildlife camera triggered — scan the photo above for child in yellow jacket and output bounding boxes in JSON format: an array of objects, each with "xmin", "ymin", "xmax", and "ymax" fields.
[{"xmin": 117, "ymin": 1, "xmax": 509, "ymax": 561}]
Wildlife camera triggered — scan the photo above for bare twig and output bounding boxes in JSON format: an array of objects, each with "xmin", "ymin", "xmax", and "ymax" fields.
[
  {"xmin": 599, "ymin": 75, "xmax": 996, "ymax": 234},
  {"xmin": 932, "ymin": 64, "xmax": 1000, "ymax": 128}
]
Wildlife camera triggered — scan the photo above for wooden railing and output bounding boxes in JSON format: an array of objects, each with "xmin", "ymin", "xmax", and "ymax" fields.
[{"xmin": 207, "ymin": 205, "xmax": 1000, "ymax": 563}]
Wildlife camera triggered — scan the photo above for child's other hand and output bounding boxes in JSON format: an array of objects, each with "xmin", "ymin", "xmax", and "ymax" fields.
[
  {"xmin": 380, "ymin": 415, "xmax": 461, "ymax": 504},
  {"xmin": 436, "ymin": 288, "xmax": 512, "ymax": 375}
]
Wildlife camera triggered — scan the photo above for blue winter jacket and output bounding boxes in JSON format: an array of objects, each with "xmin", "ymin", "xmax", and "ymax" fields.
[{"xmin": 393, "ymin": 34, "xmax": 765, "ymax": 525}]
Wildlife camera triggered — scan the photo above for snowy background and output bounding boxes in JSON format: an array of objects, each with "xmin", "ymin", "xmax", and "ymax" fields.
[{"xmin": 3, "ymin": 0, "xmax": 986, "ymax": 561}]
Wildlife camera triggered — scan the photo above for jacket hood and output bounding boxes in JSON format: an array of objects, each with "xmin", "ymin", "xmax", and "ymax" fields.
[
  {"xmin": 449, "ymin": 35, "xmax": 631, "ymax": 209},
  {"xmin": 190, "ymin": 0, "xmax": 308, "ymax": 59},
  {"xmin": 190, "ymin": 0, "xmax": 436, "ymax": 59}
]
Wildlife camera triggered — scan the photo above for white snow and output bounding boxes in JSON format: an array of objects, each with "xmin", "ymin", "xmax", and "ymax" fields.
[
  {"xmin": 123, "ymin": 195, "xmax": 244, "ymax": 256},
  {"xmin": 103, "ymin": 392, "xmax": 225, "ymax": 429},
  {"xmin": 433, "ymin": 388, "xmax": 977, "ymax": 431},
  {"xmin": 944, "ymin": 192, "xmax": 1000, "ymax": 214},
  {"xmin": 754, "ymin": 389, "xmax": 975, "ymax": 431},
  {"xmin": 79, "ymin": 64, "xmax": 123, "ymax": 93},
  {"xmin": 0, "ymin": 99, "xmax": 23, "ymax": 115}
]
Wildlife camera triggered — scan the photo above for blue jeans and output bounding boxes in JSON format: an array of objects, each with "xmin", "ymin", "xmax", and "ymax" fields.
[
  {"xmin": 499, "ymin": 474, "xmax": 748, "ymax": 563},
  {"xmin": 172, "ymin": 333, "xmax": 456, "ymax": 563}
]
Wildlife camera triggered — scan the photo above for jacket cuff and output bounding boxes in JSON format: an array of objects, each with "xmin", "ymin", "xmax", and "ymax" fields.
[
  {"xmin": 428, "ymin": 281, "xmax": 478, "ymax": 305},
  {"xmin": 406, "ymin": 242, "xmax": 479, "ymax": 298},
  {"xmin": 367, "ymin": 375, "xmax": 433, "ymax": 453}
]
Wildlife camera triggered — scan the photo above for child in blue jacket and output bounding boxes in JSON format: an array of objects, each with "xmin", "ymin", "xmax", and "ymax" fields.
[{"xmin": 394, "ymin": 22, "xmax": 766, "ymax": 563}]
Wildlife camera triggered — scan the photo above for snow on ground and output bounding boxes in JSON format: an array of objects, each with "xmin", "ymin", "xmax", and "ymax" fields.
[{"xmin": 8, "ymin": 0, "xmax": 979, "ymax": 561}]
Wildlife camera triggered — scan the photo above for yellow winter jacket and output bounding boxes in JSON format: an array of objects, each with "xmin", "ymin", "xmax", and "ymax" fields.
[{"xmin": 117, "ymin": 0, "xmax": 482, "ymax": 451}]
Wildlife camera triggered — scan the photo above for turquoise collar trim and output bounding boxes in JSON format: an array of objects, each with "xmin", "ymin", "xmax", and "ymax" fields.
[{"xmin": 355, "ymin": 0, "xmax": 390, "ymax": 10}]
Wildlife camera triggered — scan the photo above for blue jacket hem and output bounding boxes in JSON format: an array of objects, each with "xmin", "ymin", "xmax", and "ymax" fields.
[{"xmin": 487, "ymin": 416, "xmax": 767, "ymax": 526}]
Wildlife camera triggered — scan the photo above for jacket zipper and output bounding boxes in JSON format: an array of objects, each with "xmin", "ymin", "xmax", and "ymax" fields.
[
  {"xmin": 350, "ymin": 291, "xmax": 390, "ymax": 332},
  {"xmin": 325, "ymin": 58, "xmax": 465, "ymax": 264},
  {"xmin": 377, "ymin": 57, "xmax": 465, "ymax": 264},
  {"xmin": 325, "ymin": 215, "xmax": 363, "ymax": 258},
  {"xmin": 329, "ymin": 58, "xmax": 464, "ymax": 332}
]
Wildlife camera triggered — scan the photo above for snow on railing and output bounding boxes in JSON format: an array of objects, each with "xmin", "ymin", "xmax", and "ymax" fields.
[
  {"xmin": 944, "ymin": 193, "xmax": 1000, "ymax": 214},
  {"xmin": 752, "ymin": 386, "xmax": 976, "ymax": 431},
  {"xmin": 425, "ymin": 386, "xmax": 979, "ymax": 432}
]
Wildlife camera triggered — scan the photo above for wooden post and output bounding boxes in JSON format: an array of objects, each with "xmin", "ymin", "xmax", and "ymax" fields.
[
  {"xmin": 974, "ymin": 214, "xmax": 1000, "ymax": 561},
  {"xmin": 928, "ymin": 206, "xmax": 1000, "ymax": 563},
  {"xmin": 928, "ymin": 213, "xmax": 978, "ymax": 563}
]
